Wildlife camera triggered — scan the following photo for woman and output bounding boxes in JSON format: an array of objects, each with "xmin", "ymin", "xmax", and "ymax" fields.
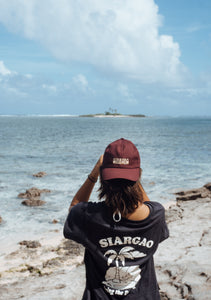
[{"xmin": 64, "ymin": 138, "xmax": 169, "ymax": 299}]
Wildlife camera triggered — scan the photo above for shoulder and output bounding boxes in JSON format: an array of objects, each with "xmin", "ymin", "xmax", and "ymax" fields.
[
  {"xmin": 69, "ymin": 201, "xmax": 109, "ymax": 226},
  {"xmin": 71, "ymin": 201, "xmax": 105, "ymax": 215},
  {"xmin": 69, "ymin": 202, "xmax": 87, "ymax": 217},
  {"xmin": 146, "ymin": 201, "xmax": 165, "ymax": 211},
  {"xmin": 145, "ymin": 201, "xmax": 166, "ymax": 220}
]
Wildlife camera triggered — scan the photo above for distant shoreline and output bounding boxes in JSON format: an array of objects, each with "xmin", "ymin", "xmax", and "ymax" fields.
[
  {"xmin": 1, "ymin": 114, "xmax": 211, "ymax": 119},
  {"xmin": 79, "ymin": 113, "xmax": 146, "ymax": 118},
  {"xmin": 0, "ymin": 114, "xmax": 146, "ymax": 118}
]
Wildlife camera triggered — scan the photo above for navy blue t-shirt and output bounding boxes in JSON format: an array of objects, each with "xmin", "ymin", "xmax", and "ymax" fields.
[{"xmin": 64, "ymin": 201, "xmax": 169, "ymax": 299}]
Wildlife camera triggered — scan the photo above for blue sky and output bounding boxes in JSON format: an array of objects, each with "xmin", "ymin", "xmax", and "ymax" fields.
[{"xmin": 0, "ymin": 0, "xmax": 210, "ymax": 116}]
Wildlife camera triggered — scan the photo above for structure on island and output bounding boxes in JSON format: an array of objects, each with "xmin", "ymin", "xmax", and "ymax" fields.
[{"xmin": 80, "ymin": 108, "xmax": 146, "ymax": 118}]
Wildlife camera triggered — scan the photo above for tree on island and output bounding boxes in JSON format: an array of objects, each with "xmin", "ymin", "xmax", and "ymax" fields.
[{"xmin": 105, "ymin": 108, "xmax": 119, "ymax": 115}]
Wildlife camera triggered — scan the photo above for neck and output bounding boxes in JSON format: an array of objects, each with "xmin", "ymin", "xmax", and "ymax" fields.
[{"xmin": 126, "ymin": 203, "xmax": 150, "ymax": 221}]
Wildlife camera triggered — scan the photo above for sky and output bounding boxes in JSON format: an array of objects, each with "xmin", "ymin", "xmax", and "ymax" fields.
[{"xmin": 0, "ymin": 0, "xmax": 210, "ymax": 116}]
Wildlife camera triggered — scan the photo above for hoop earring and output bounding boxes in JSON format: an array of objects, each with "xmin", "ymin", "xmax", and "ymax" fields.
[{"xmin": 113, "ymin": 209, "xmax": 121, "ymax": 222}]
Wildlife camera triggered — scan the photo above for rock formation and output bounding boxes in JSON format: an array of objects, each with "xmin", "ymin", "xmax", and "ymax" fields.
[
  {"xmin": 22, "ymin": 199, "xmax": 46, "ymax": 206},
  {"xmin": 175, "ymin": 182, "xmax": 211, "ymax": 201},
  {"xmin": 52, "ymin": 219, "xmax": 59, "ymax": 224},
  {"xmin": 156, "ymin": 183, "xmax": 211, "ymax": 300},
  {"xmin": 33, "ymin": 172, "xmax": 47, "ymax": 178},
  {"xmin": 18, "ymin": 187, "xmax": 50, "ymax": 206},
  {"xmin": 18, "ymin": 187, "xmax": 50, "ymax": 199},
  {"xmin": 19, "ymin": 240, "xmax": 41, "ymax": 248}
]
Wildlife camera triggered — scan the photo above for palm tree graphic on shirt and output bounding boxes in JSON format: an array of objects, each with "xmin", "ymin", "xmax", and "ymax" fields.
[{"xmin": 103, "ymin": 246, "xmax": 146, "ymax": 290}]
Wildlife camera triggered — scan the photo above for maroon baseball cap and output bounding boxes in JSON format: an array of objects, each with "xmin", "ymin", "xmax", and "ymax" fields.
[{"xmin": 101, "ymin": 138, "xmax": 141, "ymax": 181}]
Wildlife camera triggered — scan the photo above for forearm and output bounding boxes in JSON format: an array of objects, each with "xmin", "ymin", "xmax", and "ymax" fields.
[
  {"xmin": 69, "ymin": 176, "xmax": 97, "ymax": 210},
  {"xmin": 69, "ymin": 155, "xmax": 103, "ymax": 211}
]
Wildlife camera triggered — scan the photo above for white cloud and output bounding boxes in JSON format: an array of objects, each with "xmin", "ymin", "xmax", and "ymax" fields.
[
  {"xmin": 200, "ymin": 72, "xmax": 211, "ymax": 90},
  {"xmin": 6, "ymin": 86, "xmax": 28, "ymax": 97},
  {"xmin": 73, "ymin": 74, "xmax": 88, "ymax": 90},
  {"xmin": 0, "ymin": 61, "xmax": 12, "ymax": 75},
  {"xmin": 117, "ymin": 83, "xmax": 137, "ymax": 104},
  {"xmin": 174, "ymin": 87, "xmax": 198, "ymax": 97},
  {"xmin": 25, "ymin": 74, "xmax": 33, "ymax": 79},
  {"xmin": 72, "ymin": 74, "xmax": 95, "ymax": 96},
  {"xmin": 42, "ymin": 84, "xmax": 57, "ymax": 93},
  {"xmin": 0, "ymin": 60, "xmax": 94, "ymax": 106},
  {"xmin": 0, "ymin": 0, "xmax": 186, "ymax": 85},
  {"xmin": 118, "ymin": 83, "xmax": 131, "ymax": 98},
  {"xmin": 186, "ymin": 24, "xmax": 203, "ymax": 33}
]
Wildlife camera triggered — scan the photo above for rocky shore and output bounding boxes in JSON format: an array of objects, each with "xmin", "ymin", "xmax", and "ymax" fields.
[
  {"xmin": 18, "ymin": 187, "xmax": 51, "ymax": 206},
  {"xmin": 0, "ymin": 183, "xmax": 210, "ymax": 300},
  {"xmin": 156, "ymin": 183, "xmax": 211, "ymax": 300}
]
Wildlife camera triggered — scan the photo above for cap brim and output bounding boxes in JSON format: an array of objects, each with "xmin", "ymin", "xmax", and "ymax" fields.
[{"xmin": 101, "ymin": 168, "xmax": 140, "ymax": 182}]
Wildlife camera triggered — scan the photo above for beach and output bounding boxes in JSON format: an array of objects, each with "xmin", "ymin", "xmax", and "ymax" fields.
[
  {"xmin": 0, "ymin": 183, "xmax": 210, "ymax": 300},
  {"xmin": 156, "ymin": 183, "xmax": 211, "ymax": 300},
  {"xmin": 0, "ymin": 116, "xmax": 211, "ymax": 299}
]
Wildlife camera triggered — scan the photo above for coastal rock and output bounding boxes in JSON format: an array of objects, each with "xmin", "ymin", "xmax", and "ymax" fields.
[
  {"xmin": 175, "ymin": 183, "xmax": 211, "ymax": 201},
  {"xmin": 19, "ymin": 240, "xmax": 41, "ymax": 248},
  {"xmin": 165, "ymin": 204, "xmax": 183, "ymax": 223},
  {"xmin": 204, "ymin": 182, "xmax": 211, "ymax": 190},
  {"xmin": 56, "ymin": 239, "xmax": 84, "ymax": 257},
  {"xmin": 43, "ymin": 257, "xmax": 63, "ymax": 268},
  {"xmin": 18, "ymin": 187, "xmax": 50, "ymax": 206},
  {"xmin": 0, "ymin": 215, "xmax": 2, "ymax": 224},
  {"xmin": 160, "ymin": 291, "xmax": 170, "ymax": 300},
  {"xmin": 18, "ymin": 187, "xmax": 51, "ymax": 199},
  {"xmin": 52, "ymin": 219, "xmax": 59, "ymax": 224},
  {"xmin": 156, "ymin": 187, "xmax": 211, "ymax": 300},
  {"xmin": 1, "ymin": 184, "xmax": 210, "ymax": 300},
  {"xmin": 33, "ymin": 172, "xmax": 47, "ymax": 178},
  {"xmin": 25, "ymin": 265, "xmax": 42, "ymax": 275},
  {"xmin": 22, "ymin": 199, "xmax": 46, "ymax": 206}
]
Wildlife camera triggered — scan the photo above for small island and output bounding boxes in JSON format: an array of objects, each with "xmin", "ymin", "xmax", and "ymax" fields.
[{"xmin": 79, "ymin": 108, "xmax": 146, "ymax": 118}]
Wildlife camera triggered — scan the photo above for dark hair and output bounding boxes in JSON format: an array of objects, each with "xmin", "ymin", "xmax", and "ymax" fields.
[{"xmin": 98, "ymin": 177, "xmax": 144, "ymax": 218}]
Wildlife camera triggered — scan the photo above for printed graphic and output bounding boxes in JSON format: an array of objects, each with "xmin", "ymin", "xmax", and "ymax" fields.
[{"xmin": 103, "ymin": 246, "xmax": 146, "ymax": 296}]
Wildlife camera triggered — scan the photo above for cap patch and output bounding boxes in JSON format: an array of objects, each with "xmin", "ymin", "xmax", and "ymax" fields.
[{"xmin": 113, "ymin": 158, "xmax": 129, "ymax": 165}]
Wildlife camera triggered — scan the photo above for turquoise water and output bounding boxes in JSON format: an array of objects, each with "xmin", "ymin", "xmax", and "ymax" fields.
[{"xmin": 0, "ymin": 116, "xmax": 211, "ymax": 244}]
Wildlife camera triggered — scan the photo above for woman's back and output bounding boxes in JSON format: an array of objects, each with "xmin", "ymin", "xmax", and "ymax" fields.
[{"xmin": 64, "ymin": 200, "xmax": 168, "ymax": 299}]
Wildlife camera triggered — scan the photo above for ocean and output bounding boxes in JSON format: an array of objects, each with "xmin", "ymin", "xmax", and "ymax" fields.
[{"xmin": 0, "ymin": 116, "xmax": 211, "ymax": 249}]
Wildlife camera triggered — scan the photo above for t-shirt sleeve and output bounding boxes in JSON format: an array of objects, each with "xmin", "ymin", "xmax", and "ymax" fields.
[
  {"xmin": 160, "ymin": 210, "xmax": 169, "ymax": 243},
  {"xmin": 147, "ymin": 201, "xmax": 169, "ymax": 243},
  {"xmin": 63, "ymin": 202, "xmax": 87, "ymax": 246}
]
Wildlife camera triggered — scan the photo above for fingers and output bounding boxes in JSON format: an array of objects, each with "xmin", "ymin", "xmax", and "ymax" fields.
[{"xmin": 99, "ymin": 154, "xmax": 104, "ymax": 165}]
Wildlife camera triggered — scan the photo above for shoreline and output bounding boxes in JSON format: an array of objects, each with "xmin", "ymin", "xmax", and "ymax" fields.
[
  {"xmin": 79, "ymin": 113, "xmax": 146, "ymax": 118},
  {"xmin": 155, "ymin": 183, "xmax": 211, "ymax": 299},
  {"xmin": 0, "ymin": 183, "xmax": 210, "ymax": 299}
]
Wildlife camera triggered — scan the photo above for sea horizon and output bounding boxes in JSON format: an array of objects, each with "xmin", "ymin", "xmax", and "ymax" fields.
[{"xmin": 0, "ymin": 113, "xmax": 211, "ymax": 117}]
